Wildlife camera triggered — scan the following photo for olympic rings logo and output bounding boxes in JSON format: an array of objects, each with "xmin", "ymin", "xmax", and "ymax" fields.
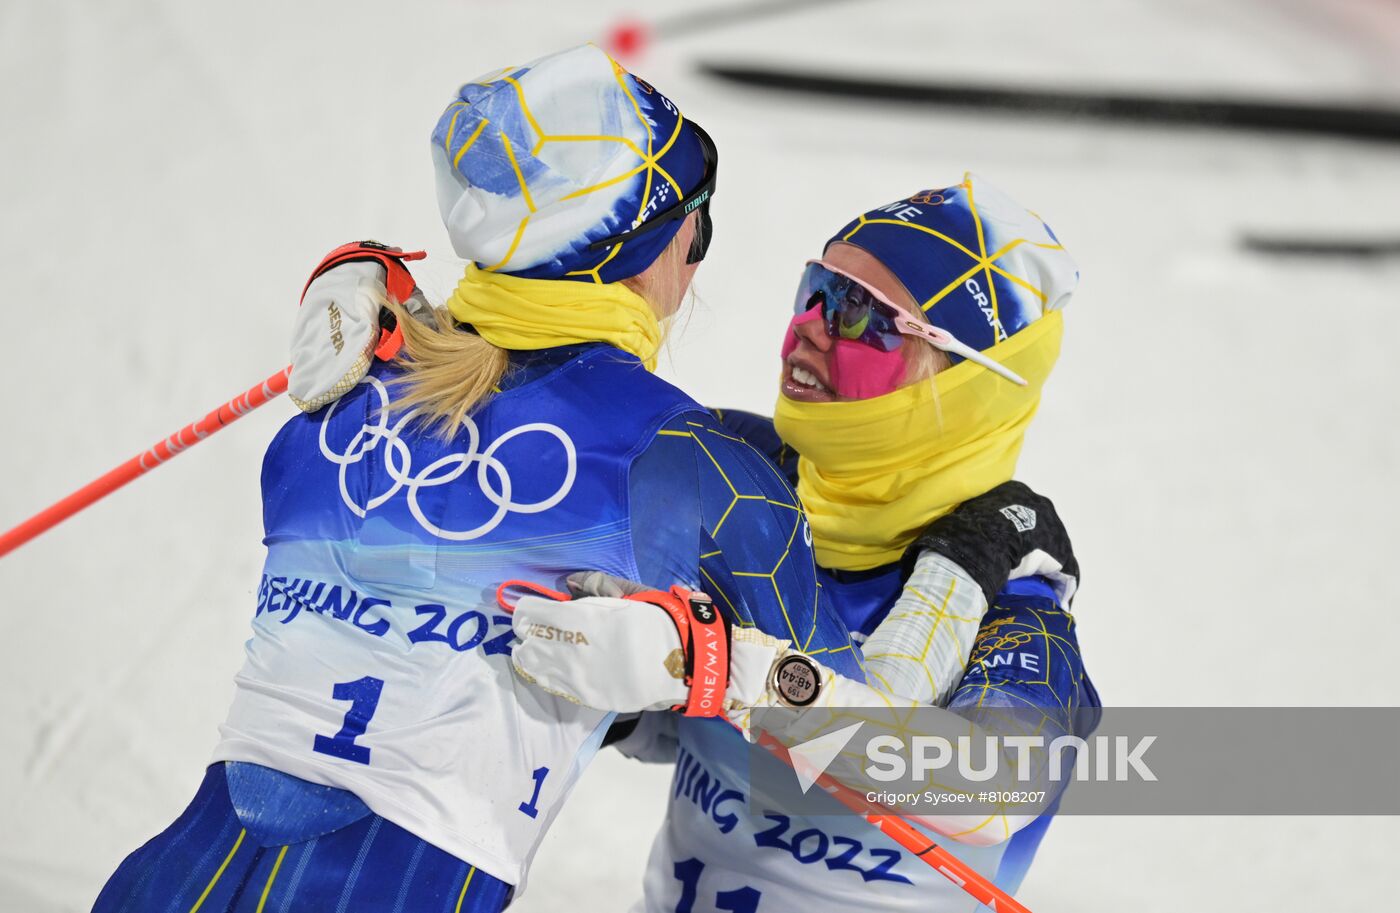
[
  {"xmin": 318, "ymin": 377, "xmax": 577, "ymax": 541},
  {"xmin": 910, "ymin": 190, "xmax": 955, "ymax": 206}
]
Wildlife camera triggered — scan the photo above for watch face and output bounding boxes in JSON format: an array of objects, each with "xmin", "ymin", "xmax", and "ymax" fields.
[{"xmin": 772, "ymin": 655, "xmax": 821, "ymax": 707}]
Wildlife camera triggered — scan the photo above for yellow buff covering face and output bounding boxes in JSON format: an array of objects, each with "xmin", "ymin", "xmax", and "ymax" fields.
[
  {"xmin": 445, "ymin": 264, "xmax": 664, "ymax": 371},
  {"xmin": 774, "ymin": 311, "xmax": 1064, "ymax": 571}
]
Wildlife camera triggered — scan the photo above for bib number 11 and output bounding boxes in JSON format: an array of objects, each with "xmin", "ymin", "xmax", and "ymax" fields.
[
  {"xmin": 673, "ymin": 858, "xmax": 760, "ymax": 913},
  {"xmin": 313, "ymin": 676, "xmax": 385, "ymax": 765}
]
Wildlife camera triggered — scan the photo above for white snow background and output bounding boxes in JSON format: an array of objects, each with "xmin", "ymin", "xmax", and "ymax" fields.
[{"xmin": 1, "ymin": 0, "xmax": 1398, "ymax": 910}]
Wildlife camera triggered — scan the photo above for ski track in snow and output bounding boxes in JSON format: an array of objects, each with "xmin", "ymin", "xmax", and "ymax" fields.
[{"xmin": 2, "ymin": 2, "xmax": 1398, "ymax": 911}]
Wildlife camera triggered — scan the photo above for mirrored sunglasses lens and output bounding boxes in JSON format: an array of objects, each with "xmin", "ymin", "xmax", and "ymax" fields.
[
  {"xmin": 817, "ymin": 273, "xmax": 895, "ymax": 350},
  {"xmin": 797, "ymin": 264, "xmax": 906, "ymax": 351},
  {"xmin": 795, "ymin": 264, "xmax": 821, "ymax": 314},
  {"xmin": 863, "ymin": 300, "xmax": 904, "ymax": 351},
  {"xmin": 836, "ymin": 299, "xmax": 871, "ymax": 340}
]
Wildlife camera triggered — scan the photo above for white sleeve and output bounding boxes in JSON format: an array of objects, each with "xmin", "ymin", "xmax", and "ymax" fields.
[{"xmin": 859, "ymin": 553, "xmax": 989, "ymax": 706}]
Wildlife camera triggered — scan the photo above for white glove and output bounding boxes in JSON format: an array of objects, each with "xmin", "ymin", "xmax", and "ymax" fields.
[
  {"xmin": 510, "ymin": 590, "xmax": 784, "ymax": 714},
  {"xmin": 288, "ymin": 245, "xmax": 431, "ymax": 413},
  {"xmin": 508, "ymin": 562, "xmax": 981, "ymax": 720},
  {"xmin": 512, "ymin": 549, "xmax": 996, "ymax": 715}
]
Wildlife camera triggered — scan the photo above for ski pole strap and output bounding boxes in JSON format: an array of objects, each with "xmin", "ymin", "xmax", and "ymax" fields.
[
  {"xmin": 300, "ymin": 240, "xmax": 428, "ymax": 362},
  {"xmin": 627, "ymin": 586, "xmax": 729, "ymax": 718},
  {"xmin": 373, "ymin": 307, "xmax": 404, "ymax": 362},
  {"xmin": 495, "ymin": 579, "xmax": 572, "ymax": 612}
]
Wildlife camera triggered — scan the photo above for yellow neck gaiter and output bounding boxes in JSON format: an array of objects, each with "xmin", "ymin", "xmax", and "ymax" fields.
[
  {"xmin": 774, "ymin": 311, "xmax": 1064, "ymax": 571},
  {"xmin": 446, "ymin": 264, "xmax": 663, "ymax": 371}
]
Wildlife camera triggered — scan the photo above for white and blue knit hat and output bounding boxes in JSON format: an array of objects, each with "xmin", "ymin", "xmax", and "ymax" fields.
[{"xmin": 431, "ymin": 44, "xmax": 710, "ymax": 283}]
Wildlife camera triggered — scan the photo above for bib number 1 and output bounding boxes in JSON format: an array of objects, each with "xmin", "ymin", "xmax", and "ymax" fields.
[
  {"xmin": 518, "ymin": 766, "xmax": 549, "ymax": 819},
  {"xmin": 313, "ymin": 676, "xmax": 385, "ymax": 765}
]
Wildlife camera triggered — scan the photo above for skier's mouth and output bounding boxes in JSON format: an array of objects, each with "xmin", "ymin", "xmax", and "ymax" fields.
[{"xmin": 781, "ymin": 354, "xmax": 836, "ymax": 402}]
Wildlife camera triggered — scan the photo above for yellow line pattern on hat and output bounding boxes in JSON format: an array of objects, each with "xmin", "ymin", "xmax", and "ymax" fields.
[
  {"xmin": 565, "ymin": 242, "xmax": 624, "ymax": 284},
  {"xmin": 962, "ymin": 174, "xmax": 1000, "ymax": 334},
  {"xmin": 442, "ymin": 102, "xmax": 470, "ymax": 153},
  {"xmin": 840, "ymin": 177, "xmax": 1065, "ymax": 318},
  {"xmin": 503, "ymin": 74, "xmax": 545, "ymax": 148},
  {"xmin": 452, "ymin": 120, "xmax": 489, "ymax": 169},
  {"xmin": 544, "ymin": 134, "xmax": 648, "ymax": 160},
  {"xmin": 463, "ymin": 55, "xmax": 697, "ymax": 274},
  {"xmin": 499, "ymin": 134, "xmax": 536, "ymax": 213},
  {"xmin": 483, "ymin": 216, "xmax": 531, "ymax": 273}
]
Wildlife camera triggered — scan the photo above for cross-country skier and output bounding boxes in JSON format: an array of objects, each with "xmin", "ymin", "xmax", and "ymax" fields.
[
  {"xmin": 91, "ymin": 44, "xmax": 723, "ymax": 913},
  {"xmin": 89, "ymin": 46, "xmax": 1066, "ymax": 913},
  {"xmin": 510, "ymin": 175, "xmax": 1100, "ymax": 911}
]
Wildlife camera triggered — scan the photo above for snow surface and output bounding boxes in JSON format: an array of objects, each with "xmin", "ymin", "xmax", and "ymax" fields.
[{"xmin": 1, "ymin": 1, "xmax": 1398, "ymax": 910}]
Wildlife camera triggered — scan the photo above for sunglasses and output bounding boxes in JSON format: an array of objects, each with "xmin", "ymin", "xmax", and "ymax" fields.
[
  {"xmin": 588, "ymin": 121, "xmax": 717, "ymax": 265},
  {"xmin": 795, "ymin": 260, "xmax": 1027, "ymax": 386}
]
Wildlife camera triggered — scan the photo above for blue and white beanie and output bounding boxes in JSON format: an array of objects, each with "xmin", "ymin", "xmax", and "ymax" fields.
[
  {"xmin": 830, "ymin": 173, "xmax": 1079, "ymax": 357},
  {"xmin": 431, "ymin": 44, "xmax": 709, "ymax": 283}
]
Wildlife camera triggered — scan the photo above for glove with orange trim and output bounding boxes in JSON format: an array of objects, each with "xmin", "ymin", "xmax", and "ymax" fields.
[
  {"xmin": 508, "ymin": 573, "xmax": 787, "ymax": 715},
  {"xmin": 288, "ymin": 240, "xmax": 430, "ymax": 413},
  {"xmin": 507, "ymin": 572, "xmax": 913, "ymax": 728}
]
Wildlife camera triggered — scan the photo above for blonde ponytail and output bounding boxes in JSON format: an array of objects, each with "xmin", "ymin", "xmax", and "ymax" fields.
[
  {"xmin": 382, "ymin": 222, "xmax": 693, "ymax": 439},
  {"xmin": 382, "ymin": 297, "xmax": 510, "ymax": 439}
]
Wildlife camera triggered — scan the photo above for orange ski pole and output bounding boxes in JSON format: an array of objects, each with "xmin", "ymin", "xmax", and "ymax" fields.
[
  {"xmin": 749, "ymin": 728, "xmax": 1031, "ymax": 912},
  {"xmin": 0, "ymin": 367, "xmax": 290, "ymax": 558}
]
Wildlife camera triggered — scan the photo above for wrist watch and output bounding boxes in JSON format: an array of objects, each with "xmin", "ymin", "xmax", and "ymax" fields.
[{"xmin": 769, "ymin": 653, "xmax": 822, "ymax": 708}]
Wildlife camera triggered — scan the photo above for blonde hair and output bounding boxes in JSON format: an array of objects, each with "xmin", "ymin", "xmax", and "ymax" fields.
[
  {"xmin": 902, "ymin": 315, "xmax": 952, "ymax": 385},
  {"xmin": 884, "ymin": 301, "xmax": 953, "ymax": 431},
  {"xmin": 383, "ymin": 295, "xmax": 511, "ymax": 439},
  {"xmin": 620, "ymin": 219, "xmax": 689, "ymax": 318},
  {"xmin": 385, "ymin": 222, "xmax": 693, "ymax": 439}
]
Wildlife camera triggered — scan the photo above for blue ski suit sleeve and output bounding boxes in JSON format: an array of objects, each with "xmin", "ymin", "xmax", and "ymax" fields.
[
  {"xmin": 948, "ymin": 577, "xmax": 1100, "ymax": 887},
  {"xmin": 707, "ymin": 408, "xmax": 799, "ymax": 487},
  {"xmin": 628, "ymin": 410, "xmax": 863, "ymax": 679},
  {"xmin": 948, "ymin": 577, "xmax": 1099, "ymax": 736}
]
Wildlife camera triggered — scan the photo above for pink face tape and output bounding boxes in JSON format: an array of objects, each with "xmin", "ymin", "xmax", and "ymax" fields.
[{"xmin": 782, "ymin": 308, "xmax": 909, "ymax": 400}]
